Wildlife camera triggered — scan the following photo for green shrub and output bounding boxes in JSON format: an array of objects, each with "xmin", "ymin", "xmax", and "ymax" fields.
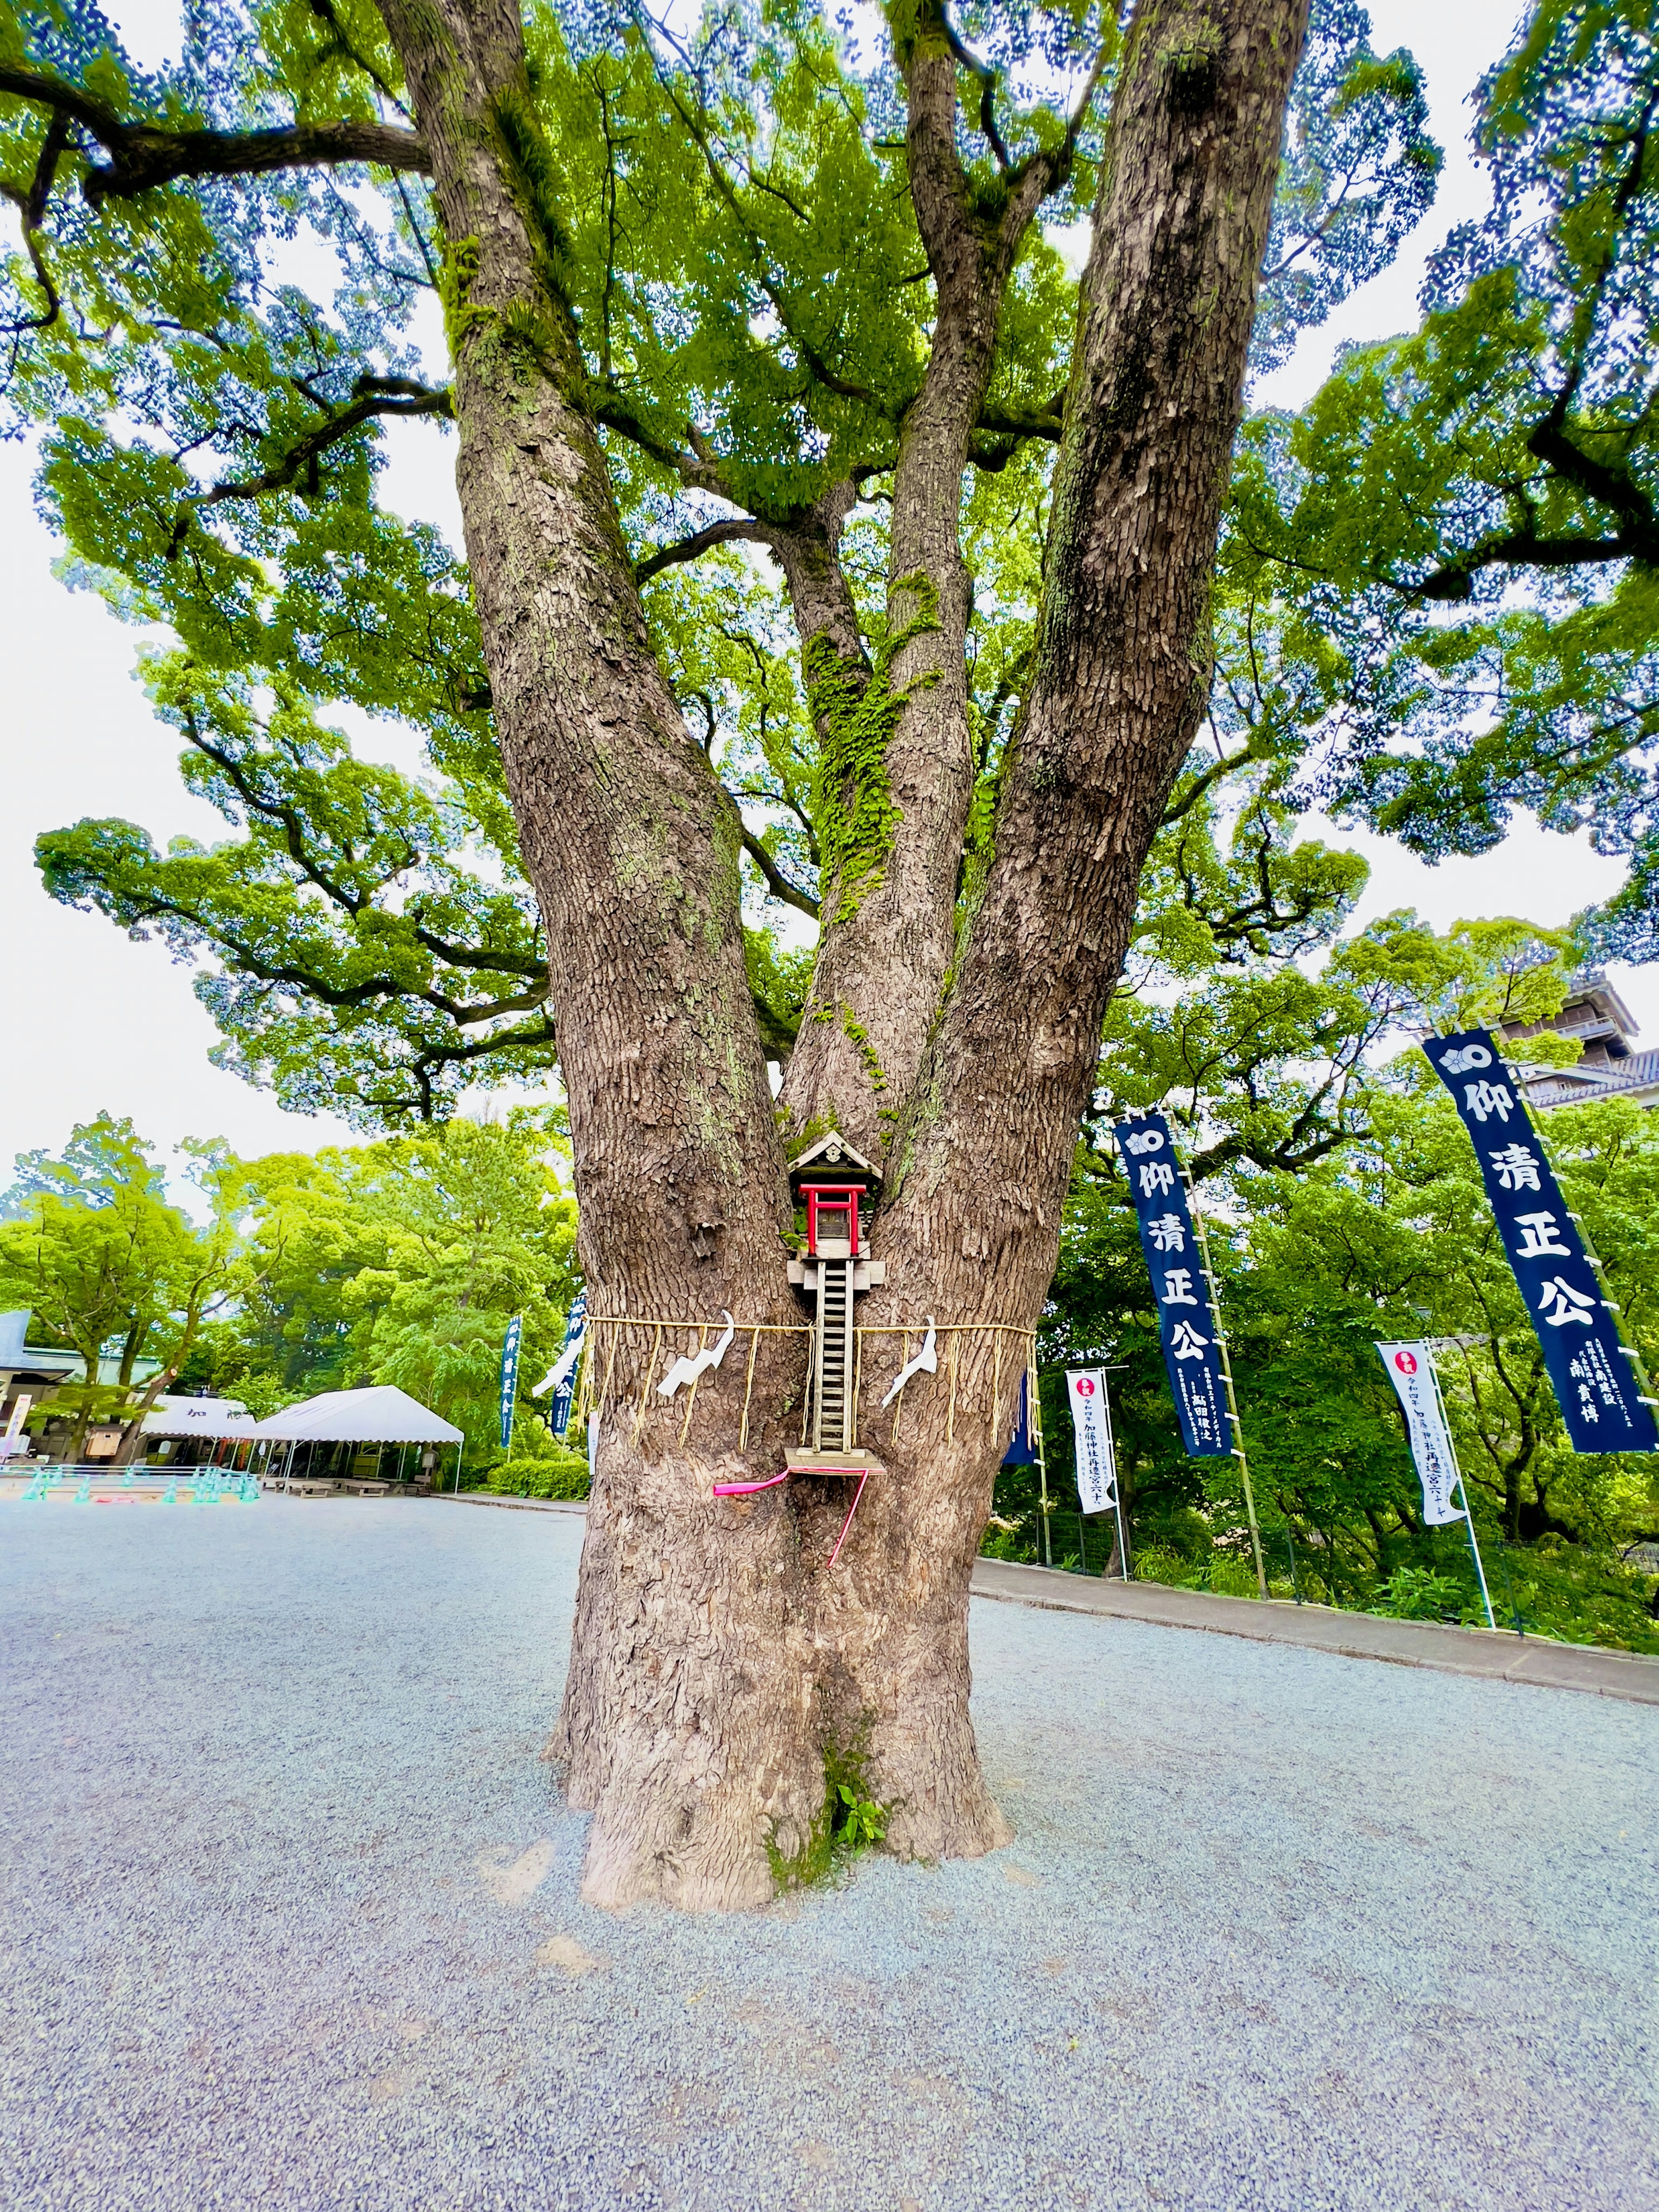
[
  {"xmin": 484, "ymin": 1445, "xmax": 590, "ymax": 1500},
  {"xmin": 1132, "ymin": 1545, "xmax": 1196, "ymax": 1588},
  {"xmin": 1488, "ymin": 1542, "xmax": 1659, "ymax": 1654},
  {"xmin": 1370, "ymin": 1565, "xmax": 1473, "ymax": 1623}
]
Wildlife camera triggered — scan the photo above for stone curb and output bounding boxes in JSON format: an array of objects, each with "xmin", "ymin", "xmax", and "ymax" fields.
[
  {"xmin": 969, "ymin": 1556, "xmax": 1659, "ymax": 1706},
  {"xmin": 437, "ymin": 1491, "xmax": 590, "ymax": 1517}
]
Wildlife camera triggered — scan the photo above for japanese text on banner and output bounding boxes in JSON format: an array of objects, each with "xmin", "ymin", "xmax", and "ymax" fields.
[
  {"xmin": 1111, "ymin": 1112, "xmax": 1233, "ymax": 1459},
  {"xmin": 1066, "ymin": 1370, "xmax": 1117, "ymax": 1513},
  {"xmin": 1376, "ymin": 1344, "xmax": 1464, "ymax": 1526},
  {"xmin": 1423, "ymin": 1030, "xmax": 1658, "ymax": 1456}
]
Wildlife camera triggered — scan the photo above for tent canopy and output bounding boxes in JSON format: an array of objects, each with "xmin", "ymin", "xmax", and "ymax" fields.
[
  {"xmin": 253, "ymin": 1386, "xmax": 463, "ymax": 1444},
  {"xmin": 143, "ymin": 1394, "xmax": 257, "ymax": 1439}
]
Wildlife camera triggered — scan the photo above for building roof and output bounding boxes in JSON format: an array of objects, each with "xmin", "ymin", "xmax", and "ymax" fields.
[
  {"xmin": 141, "ymin": 1394, "xmax": 257, "ymax": 1439},
  {"xmin": 1525, "ymin": 1049, "xmax": 1659, "ymax": 1111},
  {"xmin": 788, "ymin": 1130, "xmax": 881, "ymax": 1189},
  {"xmin": 1500, "ymin": 972, "xmax": 1640, "ymax": 1052},
  {"xmin": 253, "ymin": 1386, "xmax": 464, "ymax": 1444},
  {"xmin": 0, "ymin": 1311, "xmax": 164, "ymax": 1388}
]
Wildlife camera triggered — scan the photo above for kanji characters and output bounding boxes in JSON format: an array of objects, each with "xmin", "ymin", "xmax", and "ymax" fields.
[
  {"xmin": 1513, "ymin": 1211, "xmax": 1572, "ymax": 1261},
  {"xmin": 1537, "ymin": 1276, "xmax": 1596, "ymax": 1328},
  {"xmin": 1169, "ymin": 1321, "xmax": 1210, "ymax": 1360},
  {"xmin": 1160, "ymin": 1269, "xmax": 1198, "ymax": 1306},
  {"xmin": 1138, "ymin": 1160, "xmax": 1175, "ymax": 1198},
  {"xmin": 1487, "ymin": 1142, "xmax": 1541, "ymax": 1192},
  {"xmin": 1147, "ymin": 1213, "xmax": 1185, "ymax": 1252},
  {"xmin": 1463, "ymin": 1080, "xmax": 1514, "ymax": 1124}
]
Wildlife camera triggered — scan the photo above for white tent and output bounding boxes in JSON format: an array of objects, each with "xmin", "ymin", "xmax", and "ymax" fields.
[
  {"xmin": 143, "ymin": 1395, "xmax": 257, "ymax": 1439},
  {"xmin": 252, "ymin": 1386, "xmax": 463, "ymax": 1444}
]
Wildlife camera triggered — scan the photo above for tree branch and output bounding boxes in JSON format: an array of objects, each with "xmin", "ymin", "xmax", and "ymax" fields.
[
  {"xmin": 741, "ymin": 829, "xmax": 819, "ymax": 918},
  {"xmin": 0, "ymin": 63, "xmax": 427, "ymax": 202},
  {"xmin": 634, "ymin": 517, "xmax": 775, "ymax": 584},
  {"xmin": 190, "ymin": 376, "xmax": 451, "ymax": 512}
]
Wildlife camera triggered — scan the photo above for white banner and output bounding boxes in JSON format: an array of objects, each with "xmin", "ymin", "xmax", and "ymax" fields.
[
  {"xmin": 1066, "ymin": 1370, "xmax": 1117, "ymax": 1515},
  {"xmin": 1377, "ymin": 1343, "xmax": 1465, "ymax": 1526}
]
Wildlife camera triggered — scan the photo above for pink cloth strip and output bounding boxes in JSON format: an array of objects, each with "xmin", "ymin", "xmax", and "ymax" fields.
[
  {"xmin": 711, "ymin": 1469, "xmax": 791, "ymax": 1497},
  {"xmin": 825, "ymin": 1467, "xmax": 871, "ymax": 1569}
]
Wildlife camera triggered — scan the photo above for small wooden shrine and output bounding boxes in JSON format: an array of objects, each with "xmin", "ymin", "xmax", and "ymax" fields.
[{"xmin": 785, "ymin": 1131, "xmax": 884, "ymax": 1472}]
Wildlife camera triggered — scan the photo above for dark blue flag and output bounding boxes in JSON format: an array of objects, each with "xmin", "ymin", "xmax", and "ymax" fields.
[
  {"xmin": 548, "ymin": 1289, "xmax": 588, "ymax": 1439},
  {"xmin": 1112, "ymin": 1112, "xmax": 1233, "ymax": 1458},
  {"xmin": 499, "ymin": 1315, "xmax": 523, "ymax": 1452},
  {"xmin": 1424, "ymin": 1030, "xmax": 1658, "ymax": 1455},
  {"xmin": 1002, "ymin": 1370, "xmax": 1037, "ymax": 1467}
]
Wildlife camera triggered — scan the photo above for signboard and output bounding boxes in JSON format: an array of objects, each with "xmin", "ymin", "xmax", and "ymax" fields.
[
  {"xmin": 1376, "ymin": 1343, "xmax": 1464, "ymax": 1525},
  {"xmin": 1423, "ymin": 1030, "xmax": 1658, "ymax": 1455},
  {"xmin": 1066, "ymin": 1370, "xmax": 1117, "ymax": 1514},
  {"xmin": 1112, "ymin": 1111, "xmax": 1232, "ymax": 1457},
  {"xmin": 0, "ymin": 1393, "xmax": 31, "ymax": 1461}
]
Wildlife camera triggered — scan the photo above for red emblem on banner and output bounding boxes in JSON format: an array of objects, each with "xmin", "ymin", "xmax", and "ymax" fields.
[
  {"xmin": 1394, "ymin": 1351, "xmax": 1417, "ymax": 1375},
  {"xmin": 1074, "ymin": 1376, "xmax": 1096, "ymax": 1396}
]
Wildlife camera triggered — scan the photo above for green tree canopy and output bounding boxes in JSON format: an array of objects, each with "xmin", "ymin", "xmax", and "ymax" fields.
[{"xmin": 4, "ymin": 0, "xmax": 1443, "ymax": 1122}]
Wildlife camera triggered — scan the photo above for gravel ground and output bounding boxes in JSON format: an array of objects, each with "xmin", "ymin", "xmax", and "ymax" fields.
[{"xmin": 2, "ymin": 1499, "xmax": 1654, "ymax": 2212}]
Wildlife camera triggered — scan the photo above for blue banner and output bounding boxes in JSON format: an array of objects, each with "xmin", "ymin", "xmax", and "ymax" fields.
[
  {"xmin": 1112, "ymin": 1112, "xmax": 1233, "ymax": 1458},
  {"xmin": 548, "ymin": 1289, "xmax": 587, "ymax": 1439},
  {"xmin": 1001, "ymin": 1370, "xmax": 1037, "ymax": 1467},
  {"xmin": 498, "ymin": 1314, "xmax": 523, "ymax": 1452},
  {"xmin": 1424, "ymin": 1029, "xmax": 1658, "ymax": 1455}
]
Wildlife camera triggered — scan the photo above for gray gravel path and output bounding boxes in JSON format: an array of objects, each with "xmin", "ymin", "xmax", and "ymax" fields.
[{"xmin": 2, "ymin": 1498, "xmax": 1653, "ymax": 2212}]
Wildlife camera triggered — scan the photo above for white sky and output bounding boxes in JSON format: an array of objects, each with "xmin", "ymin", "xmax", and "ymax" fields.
[{"xmin": 1, "ymin": 0, "xmax": 1645, "ymax": 1185}]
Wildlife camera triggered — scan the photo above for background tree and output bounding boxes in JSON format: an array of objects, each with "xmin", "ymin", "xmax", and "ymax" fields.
[
  {"xmin": 0, "ymin": 1114, "xmax": 245, "ymax": 1455},
  {"xmin": 187, "ymin": 1113, "xmax": 579, "ymax": 1450},
  {"xmin": 1011, "ymin": 912, "xmax": 1659, "ymax": 1653},
  {"xmin": 1224, "ymin": 0, "xmax": 1659, "ymax": 946}
]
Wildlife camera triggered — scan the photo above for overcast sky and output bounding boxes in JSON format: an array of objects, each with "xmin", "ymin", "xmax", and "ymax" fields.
[{"xmin": 1, "ymin": 0, "xmax": 1637, "ymax": 1185}]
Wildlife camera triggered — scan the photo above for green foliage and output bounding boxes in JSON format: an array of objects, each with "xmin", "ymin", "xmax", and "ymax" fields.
[
  {"xmin": 36, "ymin": 656, "xmax": 554, "ymax": 1123},
  {"xmin": 1223, "ymin": 0, "xmax": 1659, "ymax": 957},
  {"xmin": 483, "ymin": 1443, "xmax": 590, "ymax": 1500},
  {"xmin": 1369, "ymin": 1567, "xmax": 1473, "ymax": 1624},
  {"xmin": 0, "ymin": 1107, "xmax": 574, "ymax": 1476},
  {"xmin": 766, "ymin": 1731, "xmax": 889, "ymax": 1891},
  {"xmin": 1000, "ymin": 982, "xmax": 1659, "ymax": 1657},
  {"xmin": 1490, "ymin": 1537, "xmax": 1659, "ymax": 1655},
  {"xmin": 0, "ymin": 1113, "xmax": 250, "ymax": 1450},
  {"xmin": 0, "ymin": 0, "xmax": 1451, "ymax": 1126}
]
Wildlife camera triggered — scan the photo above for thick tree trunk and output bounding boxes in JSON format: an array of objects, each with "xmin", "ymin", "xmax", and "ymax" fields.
[
  {"xmin": 824, "ymin": 0, "xmax": 1311, "ymax": 1834},
  {"xmin": 376, "ymin": 0, "xmax": 1308, "ymax": 1910},
  {"xmin": 378, "ymin": 0, "xmax": 823, "ymax": 1907}
]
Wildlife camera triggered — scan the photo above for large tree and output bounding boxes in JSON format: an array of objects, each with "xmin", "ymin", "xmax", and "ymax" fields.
[{"xmin": 4, "ymin": 0, "xmax": 1407, "ymax": 1905}]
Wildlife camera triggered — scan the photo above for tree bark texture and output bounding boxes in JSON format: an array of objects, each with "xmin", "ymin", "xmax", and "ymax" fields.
[
  {"xmin": 779, "ymin": 4, "xmax": 1065, "ymax": 1159},
  {"xmin": 371, "ymin": 0, "xmax": 1308, "ymax": 1909},
  {"xmin": 809, "ymin": 0, "xmax": 1312, "ymax": 1862},
  {"xmin": 378, "ymin": 0, "xmax": 824, "ymax": 1908}
]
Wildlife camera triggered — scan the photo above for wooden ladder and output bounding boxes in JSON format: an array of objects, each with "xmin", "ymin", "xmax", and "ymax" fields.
[{"xmin": 813, "ymin": 1257, "xmax": 855, "ymax": 1454}]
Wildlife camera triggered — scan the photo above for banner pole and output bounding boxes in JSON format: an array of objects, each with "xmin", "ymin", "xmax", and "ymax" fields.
[
  {"xmin": 1185, "ymin": 1176, "xmax": 1268, "ymax": 1600},
  {"xmin": 1030, "ymin": 1358, "xmax": 1052, "ymax": 1570},
  {"xmin": 1425, "ymin": 1347, "xmax": 1496, "ymax": 1629},
  {"xmin": 1107, "ymin": 1377, "xmax": 1130, "ymax": 1580}
]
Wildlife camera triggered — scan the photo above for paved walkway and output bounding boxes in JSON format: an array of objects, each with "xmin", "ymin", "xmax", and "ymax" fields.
[
  {"xmin": 4, "ymin": 1500, "xmax": 1653, "ymax": 2211},
  {"xmin": 970, "ymin": 1557, "xmax": 1659, "ymax": 1703},
  {"xmin": 445, "ymin": 1491, "xmax": 1659, "ymax": 1706}
]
